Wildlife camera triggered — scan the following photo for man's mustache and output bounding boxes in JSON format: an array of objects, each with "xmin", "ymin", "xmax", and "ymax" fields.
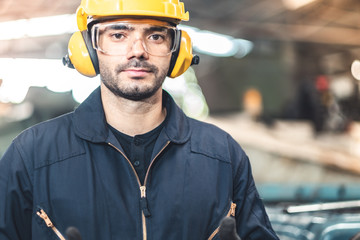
[{"xmin": 115, "ymin": 60, "xmax": 158, "ymax": 74}]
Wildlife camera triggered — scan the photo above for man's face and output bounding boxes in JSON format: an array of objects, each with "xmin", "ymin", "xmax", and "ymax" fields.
[{"xmin": 94, "ymin": 19, "xmax": 175, "ymax": 101}]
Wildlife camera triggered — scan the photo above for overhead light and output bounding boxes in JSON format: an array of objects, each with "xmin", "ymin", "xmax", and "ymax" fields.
[
  {"xmin": 180, "ymin": 25, "xmax": 253, "ymax": 58},
  {"xmin": 0, "ymin": 58, "xmax": 99, "ymax": 103},
  {"xmin": 233, "ymin": 39, "xmax": 254, "ymax": 59},
  {"xmin": 351, "ymin": 60, "xmax": 360, "ymax": 81},
  {"xmin": 193, "ymin": 31, "xmax": 238, "ymax": 57},
  {"xmin": 0, "ymin": 14, "xmax": 76, "ymax": 40},
  {"xmin": 282, "ymin": 0, "xmax": 316, "ymax": 10}
]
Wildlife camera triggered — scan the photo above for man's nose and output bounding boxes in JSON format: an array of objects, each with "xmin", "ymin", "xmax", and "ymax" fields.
[{"xmin": 126, "ymin": 39, "xmax": 149, "ymax": 59}]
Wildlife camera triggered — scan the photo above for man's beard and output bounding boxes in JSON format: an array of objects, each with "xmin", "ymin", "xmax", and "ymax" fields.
[{"xmin": 100, "ymin": 59, "xmax": 168, "ymax": 101}]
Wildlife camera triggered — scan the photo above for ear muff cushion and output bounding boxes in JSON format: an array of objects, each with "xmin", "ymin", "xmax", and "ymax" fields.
[
  {"xmin": 167, "ymin": 30, "xmax": 181, "ymax": 77},
  {"xmin": 167, "ymin": 30, "xmax": 194, "ymax": 78},
  {"xmin": 68, "ymin": 30, "xmax": 99, "ymax": 77},
  {"xmin": 81, "ymin": 31, "xmax": 100, "ymax": 75}
]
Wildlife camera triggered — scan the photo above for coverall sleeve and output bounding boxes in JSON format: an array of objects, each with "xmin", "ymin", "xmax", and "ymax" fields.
[
  {"xmin": 230, "ymin": 138, "xmax": 279, "ymax": 240},
  {"xmin": 0, "ymin": 141, "xmax": 33, "ymax": 240}
]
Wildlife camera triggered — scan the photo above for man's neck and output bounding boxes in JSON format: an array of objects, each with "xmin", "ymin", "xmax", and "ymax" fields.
[{"xmin": 100, "ymin": 85, "xmax": 166, "ymax": 137}]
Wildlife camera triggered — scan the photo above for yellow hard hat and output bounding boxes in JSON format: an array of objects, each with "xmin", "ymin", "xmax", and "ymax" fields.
[{"xmin": 76, "ymin": 0, "xmax": 189, "ymax": 31}]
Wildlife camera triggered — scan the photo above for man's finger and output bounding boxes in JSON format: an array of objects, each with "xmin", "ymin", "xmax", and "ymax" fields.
[{"xmin": 219, "ymin": 217, "xmax": 241, "ymax": 240}]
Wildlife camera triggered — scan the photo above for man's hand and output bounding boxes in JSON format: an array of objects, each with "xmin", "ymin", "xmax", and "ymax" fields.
[
  {"xmin": 219, "ymin": 217, "xmax": 241, "ymax": 240},
  {"xmin": 65, "ymin": 226, "xmax": 82, "ymax": 240}
]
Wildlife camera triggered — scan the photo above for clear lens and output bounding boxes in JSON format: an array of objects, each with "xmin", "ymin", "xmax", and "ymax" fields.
[{"xmin": 92, "ymin": 21, "xmax": 178, "ymax": 57}]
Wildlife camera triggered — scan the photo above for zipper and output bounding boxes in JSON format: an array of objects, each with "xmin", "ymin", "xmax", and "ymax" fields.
[
  {"xmin": 108, "ymin": 140, "xmax": 171, "ymax": 240},
  {"xmin": 207, "ymin": 202, "xmax": 237, "ymax": 240},
  {"xmin": 36, "ymin": 208, "xmax": 66, "ymax": 240}
]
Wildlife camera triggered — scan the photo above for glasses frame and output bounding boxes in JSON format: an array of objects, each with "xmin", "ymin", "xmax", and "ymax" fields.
[{"xmin": 90, "ymin": 20, "xmax": 180, "ymax": 57}]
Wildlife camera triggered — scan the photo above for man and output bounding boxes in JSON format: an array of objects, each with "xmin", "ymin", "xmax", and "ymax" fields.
[{"xmin": 0, "ymin": 0, "xmax": 279, "ymax": 239}]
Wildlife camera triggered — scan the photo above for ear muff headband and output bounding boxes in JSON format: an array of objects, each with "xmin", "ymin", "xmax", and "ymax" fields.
[
  {"xmin": 167, "ymin": 30, "xmax": 198, "ymax": 78},
  {"xmin": 67, "ymin": 30, "xmax": 99, "ymax": 77}
]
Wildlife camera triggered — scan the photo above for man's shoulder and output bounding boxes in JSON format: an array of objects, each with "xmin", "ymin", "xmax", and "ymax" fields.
[
  {"xmin": 189, "ymin": 117, "xmax": 232, "ymax": 139},
  {"xmin": 18, "ymin": 112, "xmax": 74, "ymax": 138},
  {"xmin": 12, "ymin": 112, "xmax": 86, "ymax": 169},
  {"xmin": 188, "ymin": 118, "xmax": 244, "ymax": 163},
  {"xmin": 13, "ymin": 112, "xmax": 76, "ymax": 151}
]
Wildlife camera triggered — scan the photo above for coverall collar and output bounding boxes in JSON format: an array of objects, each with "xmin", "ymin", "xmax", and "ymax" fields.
[{"xmin": 73, "ymin": 87, "xmax": 191, "ymax": 144}]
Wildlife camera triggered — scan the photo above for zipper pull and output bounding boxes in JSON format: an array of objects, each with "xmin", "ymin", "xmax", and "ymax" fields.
[
  {"xmin": 140, "ymin": 186, "xmax": 146, "ymax": 198},
  {"xmin": 140, "ymin": 186, "xmax": 151, "ymax": 217},
  {"xmin": 36, "ymin": 208, "xmax": 66, "ymax": 240},
  {"xmin": 230, "ymin": 202, "xmax": 237, "ymax": 217},
  {"xmin": 37, "ymin": 208, "xmax": 54, "ymax": 228}
]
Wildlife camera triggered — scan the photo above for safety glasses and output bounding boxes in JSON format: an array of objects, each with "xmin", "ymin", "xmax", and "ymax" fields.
[{"xmin": 91, "ymin": 20, "xmax": 180, "ymax": 57}]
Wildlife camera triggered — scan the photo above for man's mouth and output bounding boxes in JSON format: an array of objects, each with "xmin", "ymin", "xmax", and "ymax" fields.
[
  {"xmin": 122, "ymin": 68, "xmax": 152, "ymax": 77},
  {"xmin": 124, "ymin": 68, "xmax": 151, "ymax": 72}
]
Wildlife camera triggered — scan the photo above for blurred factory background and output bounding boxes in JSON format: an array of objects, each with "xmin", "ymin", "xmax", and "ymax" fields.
[{"xmin": 1, "ymin": 0, "xmax": 360, "ymax": 181}]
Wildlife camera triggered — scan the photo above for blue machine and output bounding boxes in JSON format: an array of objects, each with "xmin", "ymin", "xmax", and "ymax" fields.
[{"xmin": 258, "ymin": 184, "xmax": 360, "ymax": 240}]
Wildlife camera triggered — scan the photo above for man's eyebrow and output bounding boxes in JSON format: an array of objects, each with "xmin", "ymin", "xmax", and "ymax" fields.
[
  {"xmin": 145, "ymin": 26, "xmax": 168, "ymax": 32},
  {"xmin": 103, "ymin": 24, "xmax": 134, "ymax": 31}
]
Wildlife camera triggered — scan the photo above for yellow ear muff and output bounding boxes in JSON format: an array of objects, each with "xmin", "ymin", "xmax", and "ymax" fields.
[
  {"xmin": 66, "ymin": 31, "xmax": 99, "ymax": 77},
  {"xmin": 168, "ymin": 30, "xmax": 199, "ymax": 78}
]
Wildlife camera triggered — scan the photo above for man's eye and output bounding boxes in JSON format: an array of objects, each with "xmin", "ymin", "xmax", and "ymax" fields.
[
  {"xmin": 110, "ymin": 33, "xmax": 124, "ymax": 40},
  {"xmin": 149, "ymin": 34, "xmax": 165, "ymax": 42}
]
